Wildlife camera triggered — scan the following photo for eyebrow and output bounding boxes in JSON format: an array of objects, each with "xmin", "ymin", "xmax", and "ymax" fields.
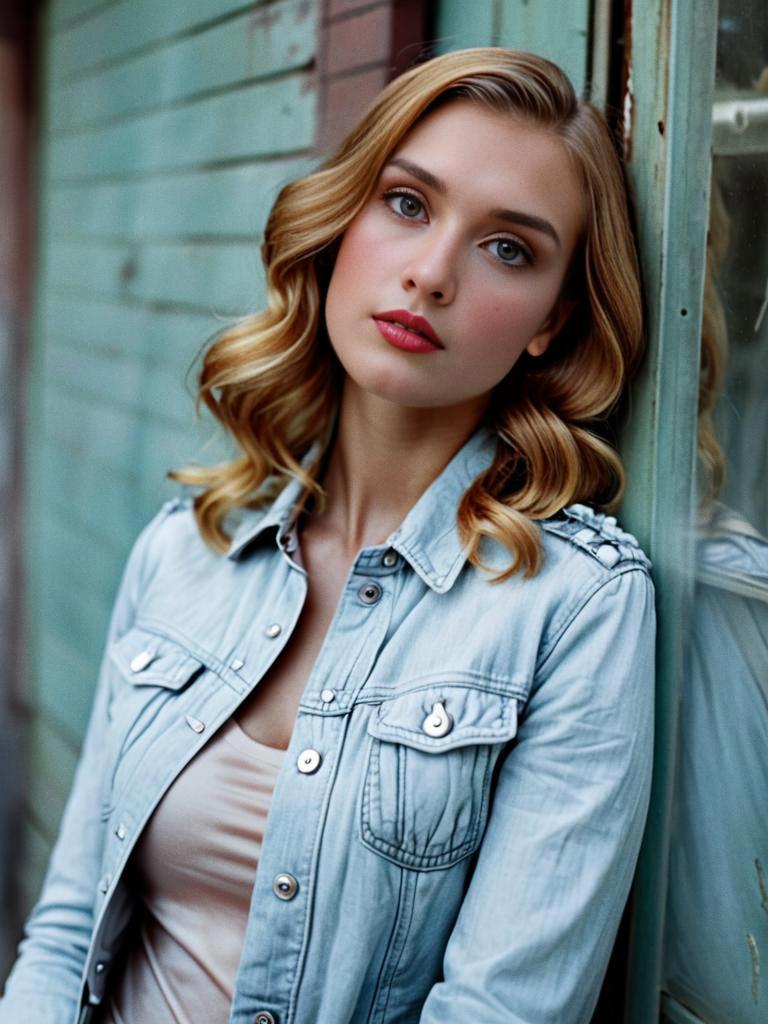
[
  {"xmin": 387, "ymin": 157, "xmax": 447, "ymax": 194},
  {"xmin": 385, "ymin": 156, "xmax": 561, "ymax": 248},
  {"xmin": 490, "ymin": 208, "xmax": 561, "ymax": 248}
]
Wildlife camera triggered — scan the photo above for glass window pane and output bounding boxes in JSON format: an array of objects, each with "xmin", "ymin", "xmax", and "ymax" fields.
[{"xmin": 663, "ymin": 4, "xmax": 768, "ymax": 1021}]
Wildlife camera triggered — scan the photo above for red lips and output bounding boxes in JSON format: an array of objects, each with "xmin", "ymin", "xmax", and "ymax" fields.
[{"xmin": 372, "ymin": 309, "xmax": 443, "ymax": 348}]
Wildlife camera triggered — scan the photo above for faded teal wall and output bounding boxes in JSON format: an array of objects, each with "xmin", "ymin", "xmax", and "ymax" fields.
[
  {"xmin": 21, "ymin": 0, "xmax": 318, "ymax": 910},
  {"xmin": 434, "ymin": 0, "xmax": 590, "ymax": 95}
]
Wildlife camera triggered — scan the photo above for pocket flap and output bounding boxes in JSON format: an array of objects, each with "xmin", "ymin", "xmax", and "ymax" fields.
[
  {"xmin": 110, "ymin": 626, "xmax": 204, "ymax": 690},
  {"xmin": 368, "ymin": 683, "xmax": 518, "ymax": 752}
]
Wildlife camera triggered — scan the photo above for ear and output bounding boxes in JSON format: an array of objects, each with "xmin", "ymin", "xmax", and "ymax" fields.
[{"xmin": 525, "ymin": 296, "xmax": 577, "ymax": 358}]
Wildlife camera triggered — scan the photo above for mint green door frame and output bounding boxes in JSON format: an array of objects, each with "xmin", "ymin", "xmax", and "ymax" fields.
[{"xmin": 620, "ymin": 1, "xmax": 719, "ymax": 1020}]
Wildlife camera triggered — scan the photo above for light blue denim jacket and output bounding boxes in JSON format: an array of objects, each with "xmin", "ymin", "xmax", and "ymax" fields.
[{"xmin": 1, "ymin": 429, "xmax": 655, "ymax": 1024}]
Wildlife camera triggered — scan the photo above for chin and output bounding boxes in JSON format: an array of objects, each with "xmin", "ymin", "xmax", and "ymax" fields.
[
  {"xmin": 356, "ymin": 377, "xmax": 448, "ymax": 409},
  {"xmin": 351, "ymin": 375, "xmax": 482, "ymax": 413},
  {"xmin": 337, "ymin": 354, "xmax": 438, "ymax": 407}
]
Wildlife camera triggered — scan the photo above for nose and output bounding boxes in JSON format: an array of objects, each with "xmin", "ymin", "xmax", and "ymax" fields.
[{"xmin": 400, "ymin": 229, "xmax": 457, "ymax": 304}]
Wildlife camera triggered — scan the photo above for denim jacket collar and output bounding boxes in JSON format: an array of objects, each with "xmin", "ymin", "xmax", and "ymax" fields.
[{"xmin": 226, "ymin": 427, "xmax": 497, "ymax": 594}]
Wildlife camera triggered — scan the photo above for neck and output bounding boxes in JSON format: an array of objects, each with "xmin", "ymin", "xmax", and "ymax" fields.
[{"xmin": 309, "ymin": 378, "xmax": 487, "ymax": 555}]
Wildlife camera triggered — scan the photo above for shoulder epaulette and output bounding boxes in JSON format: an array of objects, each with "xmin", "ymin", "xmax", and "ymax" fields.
[{"xmin": 540, "ymin": 503, "xmax": 652, "ymax": 571}]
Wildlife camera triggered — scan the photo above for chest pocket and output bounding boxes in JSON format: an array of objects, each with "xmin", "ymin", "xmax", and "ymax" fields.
[
  {"xmin": 100, "ymin": 626, "xmax": 204, "ymax": 818},
  {"xmin": 360, "ymin": 681, "xmax": 519, "ymax": 870}
]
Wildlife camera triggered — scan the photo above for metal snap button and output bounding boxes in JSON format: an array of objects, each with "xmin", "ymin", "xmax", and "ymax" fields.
[
  {"xmin": 358, "ymin": 581, "xmax": 382, "ymax": 605},
  {"xmin": 320, "ymin": 688, "xmax": 335, "ymax": 703},
  {"xmin": 255, "ymin": 1012, "xmax": 277, "ymax": 1024},
  {"xmin": 265, "ymin": 623, "xmax": 282, "ymax": 638},
  {"xmin": 115, "ymin": 823, "xmax": 127, "ymax": 840},
  {"xmin": 296, "ymin": 748, "xmax": 322, "ymax": 774},
  {"xmin": 422, "ymin": 700, "xmax": 453, "ymax": 738},
  {"xmin": 596, "ymin": 543, "xmax": 621, "ymax": 568},
  {"xmin": 130, "ymin": 650, "xmax": 155, "ymax": 672},
  {"xmin": 273, "ymin": 873, "xmax": 298, "ymax": 900},
  {"xmin": 382, "ymin": 549, "xmax": 398, "ymax": 567}
]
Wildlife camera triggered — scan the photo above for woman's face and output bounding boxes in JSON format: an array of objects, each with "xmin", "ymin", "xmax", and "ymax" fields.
[{"xmin": 324, "ymin": 99, "xmax": 584, "ymax": 418}]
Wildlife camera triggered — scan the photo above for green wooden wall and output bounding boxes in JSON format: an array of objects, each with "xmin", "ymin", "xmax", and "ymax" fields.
[
  {"xmin": 435, "ymin": 0, "xmax": 591, "ymax": 96},
  {"xmin": 21, "ymin": 0, "xmax": 318, "ymax": 911}
]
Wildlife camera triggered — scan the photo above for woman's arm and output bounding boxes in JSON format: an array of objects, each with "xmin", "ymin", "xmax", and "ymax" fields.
[
  {"xmin": 419, "ymin": 567, "xmax": 656, "ymax": 1024},
  {"xmin": 0, "ymin": 502, "xmax": 176, "ymax": 1024}
]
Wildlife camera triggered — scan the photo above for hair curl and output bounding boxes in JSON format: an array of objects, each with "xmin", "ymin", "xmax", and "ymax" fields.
[{"xmin": 173, "ymin": 48, "xmax": 644, "ymax": 579}]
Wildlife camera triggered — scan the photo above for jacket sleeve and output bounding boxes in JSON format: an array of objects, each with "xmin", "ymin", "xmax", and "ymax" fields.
[
  {"xmin": 0, "ymin": 503, "xmax": 176, "ymax": 1024},
  {"xmin": 418, "ymin": 566, "xmax": 656, "ymax": 1024}
]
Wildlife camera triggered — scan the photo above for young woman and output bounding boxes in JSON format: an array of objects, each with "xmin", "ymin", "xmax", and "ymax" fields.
[{"xmin": 1, "ymin": 48, "xmax": 655, "ymax": 1024}]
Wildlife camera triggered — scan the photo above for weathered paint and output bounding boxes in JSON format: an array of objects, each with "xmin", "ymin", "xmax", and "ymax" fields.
[
  {"xmin": 757, "ymin": 858, "xmax": 768, "ymax": 914},
  {"xmin": 433, "ymin": 0, "xmax": 496, "ymax": 54},
  {"xmin": 50, "ymin": 0, "xmax": 314, "ymax": 130},
  {"xmin": 434, "ymin": 0, "xmax": 589, "ymax": 95},
  {"xmin": 50, "ymin": 0, "xmax": 115, "ymax": 32},
  {"xmin": 588, "ymin": 0, "xmax": 613, "ymax": 109},
  {"xmin": 496, "ymin": 0, "xmax": 590, "ymax": 95},
  {"xmin": 45, "ymin": 158, "xmax": 310, "ymax": 238},
  {"xmin": 49, "ymin": 0, "xmax": 275, "ymax": 80},
  {"xmin": 48, "ymin": 75, "xmax": 315, "ymax": 180},
  {"xmin": 46, "ymin": 238, "xmax": 266, "ymax": 312},
  {"xmin": 21, "ymin": 0, "xmax": 319, "ymax": 908},
  {"xmin": 747, "ymin": 933, "xmax": 760, "ymax": 1006},
  {"xmin": 620, "ymin": 0, "xmax": 719, "ymax": 1020}
]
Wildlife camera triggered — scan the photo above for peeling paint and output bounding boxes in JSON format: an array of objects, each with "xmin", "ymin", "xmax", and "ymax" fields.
[
  {"xmin": 747, "ymin": 933, "xmax": 760, "ymax": 1005},
  {"xmin": 623, "ymin": 68, "xmax": 634, "ymax": 158},
  {"xmin": 249, "ymin": 7, "xmax": 281, "ymax": 32},
  {"xmin": 756, "ymin": 858, "xmax": 768, "ymax": 914},
  {"xmin": 620, "ymin": 0, "xmax": 633, "ymax": 161}
]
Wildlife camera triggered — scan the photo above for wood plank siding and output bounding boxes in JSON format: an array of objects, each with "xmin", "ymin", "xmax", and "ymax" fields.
[
  {"xmin": 22, "ymin": 0, "xmax": 318, "ymax": 911},
  {"xmin": 19, "ymin": 0, "xmax": 431, "ymax": 926}
]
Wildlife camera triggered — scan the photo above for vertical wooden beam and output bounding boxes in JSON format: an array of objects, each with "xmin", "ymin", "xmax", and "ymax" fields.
[{"xmin": 619, "ymin": 1, "xmax": 719, "ymax": 1020}]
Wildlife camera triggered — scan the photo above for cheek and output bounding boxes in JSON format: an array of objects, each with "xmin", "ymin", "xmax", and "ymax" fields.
[
  {"xmin": 467, "ymin": 292, "xmax": 541, "ymax": 351},
  {"xmin": 327, "ymin": 226, "xmax": 379, "ymax": 322},
  {"xmin": 467, "ymin": 270, "xmax": 563, "ymax": 349},
  {"xmin": 327, "ymin": 237, "xmax": 361, "ymax": 302}
]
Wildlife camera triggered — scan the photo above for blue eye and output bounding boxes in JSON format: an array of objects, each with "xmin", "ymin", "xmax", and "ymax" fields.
[
  {"xmin": 384, "ymin": 191, "xmax": 425, "ymax": 220},
  {"xmin": 489, "ymin": 238, "xmax": 531, "ymax": 267}
]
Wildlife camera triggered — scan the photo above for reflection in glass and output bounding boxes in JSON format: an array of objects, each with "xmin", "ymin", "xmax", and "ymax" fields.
[{"xmin": 662, "ymin": 4, "xmax": 768, "ymax": 1021}]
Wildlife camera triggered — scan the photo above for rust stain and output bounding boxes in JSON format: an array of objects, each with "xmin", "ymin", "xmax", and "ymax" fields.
[
  {"xmin": 747, "ymin": 933, "xmax": 760, "ymax": 1005},
  {"xmin": 756, "ymin": 858, "xmax": 768, "ymax": 914},
  {"xmin": 657, "ymin": 119, "xmax": 665, "ymax": 136}
]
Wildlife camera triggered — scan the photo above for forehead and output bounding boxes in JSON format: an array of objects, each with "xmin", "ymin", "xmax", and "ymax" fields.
[{"xmin": 388, "ymin": 100, "xmax": 584, "ymax": 237}]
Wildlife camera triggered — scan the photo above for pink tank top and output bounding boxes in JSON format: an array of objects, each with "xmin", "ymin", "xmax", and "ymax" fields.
[{"xmin": 101, "ymin": 715, "xmax": 285, "ymax": 1024}]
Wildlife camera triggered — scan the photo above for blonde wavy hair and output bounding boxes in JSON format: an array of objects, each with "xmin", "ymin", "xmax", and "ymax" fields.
[{"xmin": 173, "ymin": 48, "xmax": 644, "ymax": 579}]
